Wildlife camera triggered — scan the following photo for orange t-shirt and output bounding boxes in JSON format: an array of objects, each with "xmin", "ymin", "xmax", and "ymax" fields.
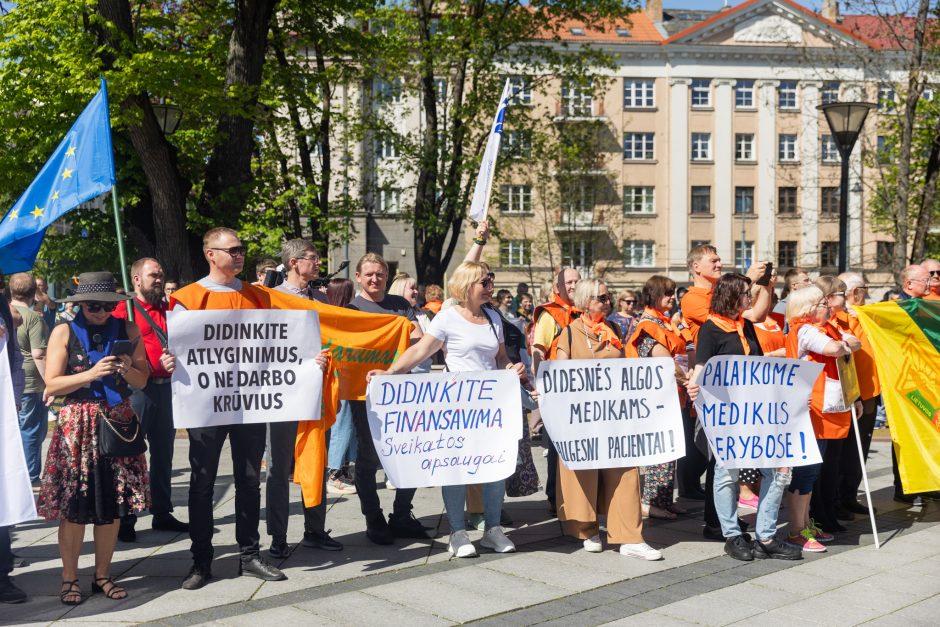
[
  {"xmin": 753, "ymin": 318, "xmax": 785, "ymax": 354},
  {"xmin": 679, "ymin": 285, "xmax": 712, "ymax": 346}
]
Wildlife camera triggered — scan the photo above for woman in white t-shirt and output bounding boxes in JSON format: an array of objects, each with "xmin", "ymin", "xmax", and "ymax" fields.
[{"xmin": 367, "ymin": 262, "xmax": 528, "ymax": 558}]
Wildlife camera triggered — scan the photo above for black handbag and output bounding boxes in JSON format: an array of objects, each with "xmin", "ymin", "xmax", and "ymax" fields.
[{"xmin": 98, "ymin": 405, "xmax": 147, "ymax": 458}]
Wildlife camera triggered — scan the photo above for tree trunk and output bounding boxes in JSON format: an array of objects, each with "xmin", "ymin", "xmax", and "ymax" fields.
[
  {"xmin": 313, "ymin": 39, "xmax": 332, "ymax": 254},
  {"xmin": 912, "ymin": 124, "xmax": 940, "ymax": 261},
  {"xmin": 197, "ymin": 0, "xmax": 278, "ymax": 226},
  {"xmin": 94, "ymin": 0, "xmax": 195, "ymax": 281}
]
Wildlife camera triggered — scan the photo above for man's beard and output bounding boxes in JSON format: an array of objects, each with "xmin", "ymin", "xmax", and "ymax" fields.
[{"xmin": 140, "ymin": 285, "xmax": 165, "ymax": 306}]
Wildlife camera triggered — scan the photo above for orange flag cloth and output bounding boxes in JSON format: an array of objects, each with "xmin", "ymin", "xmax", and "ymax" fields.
[{"xmin": 170, "ymin": 282, "xmax": 412, "ymax": 508}]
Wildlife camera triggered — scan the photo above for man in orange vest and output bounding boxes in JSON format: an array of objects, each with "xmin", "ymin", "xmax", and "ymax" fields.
[
  {"xmin": 531, "ymin": 267, "xmax": 580, "ymax": 514},
  {"xmin": 922, "ymin": 259, "xmax": 940, "ymax": 300},
  {"xmin": 170, "ymin": 227, "xmax": 291, "ymax": 590}
]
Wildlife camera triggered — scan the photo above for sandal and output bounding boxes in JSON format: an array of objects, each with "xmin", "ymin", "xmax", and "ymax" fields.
[
  {"xmin": 92, "ymin": 576, "xmax": 127, "ymax": 600},
  {"xmin": 642, "ymin": 505, "xmax": 677, "ymax": 520},
  {"xmin": 60, "ymin": 579, "xmax": 83, "ymax": 605}
]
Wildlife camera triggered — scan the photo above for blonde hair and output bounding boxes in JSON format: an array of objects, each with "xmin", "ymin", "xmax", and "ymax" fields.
[
  {"xmin": 573, "ymin": 278, "xmax": 606, "ymax": 310},
  {"xmin": 356, "ymin": 252, "xmax": 388, "ymax": 274},
  {"xmin": 203, "ymin": 227, "xmax": 238, "ymax": 250},
  {"xmin": 787, "ymin": 286, "xmax": 824, "ymax": 323},
  {"xmin": 448, "ymin": 261, "xmax": 489, "ymax": 303},
  {"xmin": 388, "ymin": 273, "xmax": 417, "ymax": 297}
]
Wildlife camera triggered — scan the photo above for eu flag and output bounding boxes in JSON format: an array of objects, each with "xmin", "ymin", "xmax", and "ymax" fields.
[{"xmin": 0, "ymin": 79, "xmax": 116, "ymax": 273}]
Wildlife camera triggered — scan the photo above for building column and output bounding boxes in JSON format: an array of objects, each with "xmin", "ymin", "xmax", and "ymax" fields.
[
  {"xmin": 848, "ymin": 140, "xmax": 864, "ymax": 268},
  {"xmin": 801, "ymin": 81, "xmax": 821, "ymax": 269},
  {"xmin": 713, "ymin": 79, "xmax": 735, "ymax": 265},
  {"xmin": 668, "ymin": 78, "xmax": 691, "ymax": 277},
  {"xmin": 757, "ymin": 80, "xmax": 778, "ymax": 265}
]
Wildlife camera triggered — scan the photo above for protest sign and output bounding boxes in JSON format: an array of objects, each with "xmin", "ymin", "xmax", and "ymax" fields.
[
  {"xmin": 694, "ymin": 355, "xmax": 824, "ymax": 469},
  {"xmin": 536, "ymin": 357, "xmax": 685, "ymax": 470},
  {"xmin": 366, "ymin": 370, "xmax": 523, "ymax": 488},
  {"xmin": 0, "ymin": 336, "xmax": 38, "ymax": 526},
  {"xmin": 168, "ymin": 309, "xmax": 323, "ymax": 428}
]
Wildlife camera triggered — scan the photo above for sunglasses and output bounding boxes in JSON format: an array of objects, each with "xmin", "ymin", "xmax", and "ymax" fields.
[
  {"xmin": 664, "ymin": 290, "xmax": 676, "ymax": 297},
  {"xmin": 930, "ymin": 270, "xmax": 940, "ymax": 277},
  {"xmin": 85, "ymin": 302, "xmax": 118, "ymax": 313},
  {"xmin": 621, "ymin": 299, "xmax": 635, "ymax": 304},
  {"xmin": 479, "ymin": 278, "xmax": 494, "ymax": 289},
  {"xmin": 209, "ymin": 246, "xmax": 248, "ymax": 257},
  {"xmin": 596, "ymin": 294, "xmax": 612, "ymax": 303}
]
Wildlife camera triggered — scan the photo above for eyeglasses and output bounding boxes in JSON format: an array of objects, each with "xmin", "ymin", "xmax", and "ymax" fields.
[
  {"xmin": 910, "ymin": 277, "xmax": 929, "ymax": 284},
  {"xmin": 856, "ymin": 286, "xmax": 869, "ymax": 292},
  {"xmin": 296, "ymin": 255, "xmax": 320, "ymax": 263},
  {"xmin": 815, "ymin": 301, "xmax": 830, "ymax": 310},
  {"xmin": 85, "ymin": 302, "xmax": 118, "ymax": 313},
  {"xmin": 209, "ymin": 246, "xmax": 247, "ymax": 257},
  {"xmin": 830, "ymin": 291, "xmax": 845, "ymax": 297},
  {"xmin": 595, "ymin": 294, "xmax": 611, "ymax": 304}
]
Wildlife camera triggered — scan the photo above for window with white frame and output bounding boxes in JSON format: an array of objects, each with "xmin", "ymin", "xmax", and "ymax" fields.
[
  {"xmin": 821, "ymin": 135, "xmax": 840, "ymax": 163},
  {"xmin": 376, "ymin": 137, "xmax": 399, "ymax": 159},
  {"xmin": 735, "ymin": 80, "xmax": 755, "ymax": 108},
  {"xmin": 509, "ymin": 75, "xmax": 532, "ymax": 106},
  {"xmin": 623, "ymin": 79, "xmax": 655, "ymax": 108},
  {"xmin": 499, "ymin": 185, "xmax": 532, "ymax": 213},
  {"xmin": 734, "ymin": 240, "xmax": 754, "ymax": 268},
  {"xmin": 623, "ymin": 240, "xmax": 655, "ymax": 267},
  {"xmin": 561, "ymin": 180, "xmax": 595, "ymax": 215},
  {"xmin": 377, "ymin": 188, "xmax": 401, "ymax": 213},
  {"xmin": 778, "ymin": 81, "xmax": 798, "ymax": 109},
  {"xmin": 735, "ymin": 133, "xmax": 755, "ymax": 161},
  {"xmin": 878, "ymin": 84, "xmax": 896, "ymax": 112},
  {"xmin": 821, "ymin": 81, "xmax": 840, "ymax": 105},
  {"xmin": 778, "ymin": 134, "xmax": 798, "ymax": 161},
  {"xmin": 500, "ymin": 240, "xmax": 530, "ymax": 267},
  {"xmin": 503, "ymin": 130, "xmax": 532, "ymax": 158},
  {"xmin": 623, "ymin": 132, "xmax": 655, "ymax": 160},
  {"xmin": 562, "ymin": 79, "xmax": 593, "ymax": 117},
  {"xmin": 691, "ymin": 79, "xmax": 711, "ymax": 107},
  {"xmin": 374, "ymin": 77, "xmax": 403, "ymax": 103},
  {"xmin": 691, "ymin": 133, "xmax": 712, "ymax": 161},
  {"xmin": 562, "ymin": 238, "xmax": 593, "ymax": 268},
  {"xmin": 623, "ymin": 186, "xmax": 655, "ymax": 214},
  {"xmin": 734, "ymin": 187, "xmax": 755, "ymax": 214}
]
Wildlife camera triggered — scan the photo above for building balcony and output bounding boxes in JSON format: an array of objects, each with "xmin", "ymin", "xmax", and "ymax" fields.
[{"xmin": 553, "ymin": 211, "xmax": 608, "ymax": 230}]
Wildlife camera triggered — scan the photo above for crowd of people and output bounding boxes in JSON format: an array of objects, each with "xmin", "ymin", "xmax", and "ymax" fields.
[{"xmin": 1, "ymin": 225, "xmax": 939, "ymax": 606}]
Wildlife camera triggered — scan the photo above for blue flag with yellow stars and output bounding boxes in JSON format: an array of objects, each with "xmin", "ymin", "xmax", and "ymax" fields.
[{"xmin": 0, "ymin": 78, "xmax": 116, "ymax": 273}]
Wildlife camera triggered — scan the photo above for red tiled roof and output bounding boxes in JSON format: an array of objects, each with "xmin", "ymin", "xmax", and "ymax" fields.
[
  {"xmin": 547, "ymin": 11, "xmax": 664, "ymax": 43},
  {"xmin": 841, "ymin": 15, "xmax": 924, "ymax": 50}
]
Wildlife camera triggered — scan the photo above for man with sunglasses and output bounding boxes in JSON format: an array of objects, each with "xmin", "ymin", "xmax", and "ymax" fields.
[
  {"xmin": 113, "ymin": 258, "xmax": 187, "ymax": 543},
  {"xmin": 922, "ymin": 259, "xmax": 940, "ymax": 300},
  {"xmin": 264, "ymin": 239, "xmax": 343, "ymax": 558},
  {"xmin": 169, "ymin": 227, "xmax": 287, "ymax": 590}
]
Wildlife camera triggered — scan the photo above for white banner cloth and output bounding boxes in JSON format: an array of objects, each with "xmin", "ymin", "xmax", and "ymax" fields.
[{"xmin": 0, "ymin": 336, "xmax": 38, "ymax": 526}]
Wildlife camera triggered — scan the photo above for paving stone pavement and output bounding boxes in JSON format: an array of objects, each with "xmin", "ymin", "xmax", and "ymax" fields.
[{"xmin": 3, "ymin": 433, "xmax": 939, "ymax": 626}]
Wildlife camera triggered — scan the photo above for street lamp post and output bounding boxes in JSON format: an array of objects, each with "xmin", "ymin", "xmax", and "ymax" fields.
[
  {"xmin": 152, "ymin": 99, "xmax": 183, "ymax": 135},
  {"xmin": 818, "ymin": 101, "xmax": 873, "ymax": 273}
]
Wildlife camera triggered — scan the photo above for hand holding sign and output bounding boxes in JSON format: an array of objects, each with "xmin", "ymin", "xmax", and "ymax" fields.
[{"xmin": 693, "ymin": 355, "xmax": 823, "ymax": 469}]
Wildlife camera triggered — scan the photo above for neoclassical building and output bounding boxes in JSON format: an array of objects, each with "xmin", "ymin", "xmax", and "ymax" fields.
[{"xmin": 331, "ymin": 0, "xmax": 910, "ymax": 291}]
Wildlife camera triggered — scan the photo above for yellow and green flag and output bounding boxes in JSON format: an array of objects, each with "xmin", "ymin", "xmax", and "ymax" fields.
[{"xmin": 855, "ymin": 299, "xmax": 940, "ymax": 494}]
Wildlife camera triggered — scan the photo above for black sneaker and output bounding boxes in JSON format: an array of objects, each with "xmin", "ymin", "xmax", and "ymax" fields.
[
  {"xmin": 753, "ymin": 538, "xmax": 802, "ymax": 560},
  {"xmin": 724, "ymin": 535, "xmax": 754, "ymax": 561},
  {"xmin": 239, "ymin": 557, "xmax": 287, "ymax": 581},
  {"xmin": 834, "ymin": 504, "xmax": 855, "ymax": 521},
  {"xmin": 302, "ymin": 530, "xmax": 343, "ymax": 551},
  {"xmin": 0, "ymin": 577, "xmax": 27, "ymax": 604},
  {"xmin": 388, "ymin": 512, "xmax": 430, "ymax": 539},
  {"xmin": 268, "ymin": 537, "xmax": 291, "ymax": 559},
  {"xmin": 366, "ymin": 518, "xmax": 394, "ymax": 545},
  {"xmin": 181, "ymin": 564, "xmax": 212, "ymax": 590},
  {"xmin": 152, "ymin": 514, "xmax": 190, "ymax": 533},
  {"xmin": 118, "ymin": 520, "xmax": 136, "ymax": 543}
]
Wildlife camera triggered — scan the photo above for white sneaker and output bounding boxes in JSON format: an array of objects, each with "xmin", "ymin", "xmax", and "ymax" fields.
[
  {"xmin": 481, "ymin": 526, "xmax": 516, "ymax": 553},
  {"xmin": 619, "ymin": 542, "xmax": 663, "ymax": 561},
  {"xmin": 385, "ymin": 474, "xmax": 396, "ymax": 490},
  {"xmin": 448, "ymin": 530, "xmax": 477, "ymax": 558},
  {"xmin": 583, "ymin": 535, "xmax": 603, "ymax": 553}
]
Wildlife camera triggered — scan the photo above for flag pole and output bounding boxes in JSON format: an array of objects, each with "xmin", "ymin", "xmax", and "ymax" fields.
[
  {"xmin": 110, "ymin": 184, "xmax": 134, "ymax": 322},
  {"xmin": 851, "ymin": 403, "xmax": 880, "ymax": 549}
]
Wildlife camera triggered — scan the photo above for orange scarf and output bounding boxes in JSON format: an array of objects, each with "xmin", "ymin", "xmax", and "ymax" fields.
[
  {"xmin": 644, "ymin": 306, "xmax": 679, "ymax": 333},
  {"xmin": 707, "ymin": 312, "xmax": 751, "ymax": 355},
  {"xmin": 580, "ymin": 312, "xmax": 623, "ymax": 350}
]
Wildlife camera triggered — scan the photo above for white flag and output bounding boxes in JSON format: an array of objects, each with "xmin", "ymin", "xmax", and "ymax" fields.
[
  {"xmin": 468, "ymin": 79, "xmax": 512, "ymax": 223},
  {"xmin": 0, "ymin": 335, "xmax": 38, "ymax": 526}
]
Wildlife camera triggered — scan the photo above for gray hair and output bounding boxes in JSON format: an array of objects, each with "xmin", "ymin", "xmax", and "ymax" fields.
[
  {"xmin": 572, "ymin": 278, "xmax": 606, "ymax": 310},
  {"xmin": 280, "ymin": 238, "xmax": 315, "ymax": 266},
  {"xmin": 838, "ymin": 272, "xmax": 866, "ymax": 292}
]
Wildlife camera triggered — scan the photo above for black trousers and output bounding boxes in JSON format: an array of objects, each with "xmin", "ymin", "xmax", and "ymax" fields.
[
  {"xmin": 811, "ymin": 437, "xmax": 845, "ymax": 528},
  {"xmin": 188, "ymin": 424, "xmax": 266, "ymax": 565},
  {"xmin": 704, "ymin": 458, "xmax": 719, "ymax": 529},
  {"xmin": 350, "ymin": 400, "xmax": 416, "ymax": 526},
  {"xmin": 265, "ymin": 421, "xmax": 327, "ymax": 540},
  {"xmin": 839, "ymin": 396, "xmax": 878, "ymax": 504},
  {"xmin": 130, "ymin": 380, "xmax": 177, "ymax": 516},
  {"xmin": 544, "ymin": 433, "xmax": 558, "ymax": 506},
  {"xmin": 677, "ymin": 406, "xmax": 708, "ymax": 495},
  {"xmin": 0, "ymin": 526, "xmax": 12, "ymax": 579}
]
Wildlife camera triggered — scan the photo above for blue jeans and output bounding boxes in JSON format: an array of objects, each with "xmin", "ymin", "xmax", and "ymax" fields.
[
  {"xmin": 442, "ymin": 481, "xmax": 504, "ymax": 532},
  {"xmin": 714, "ymin": 465, "xmax": 791, "ymax": 541},
  {"xmin": 18, "ymin": 392, "xmax": 47, "ymax": 482},
  {"xmin": 328, "ymin": 401, "xmax": 357, "ymax": 471}
]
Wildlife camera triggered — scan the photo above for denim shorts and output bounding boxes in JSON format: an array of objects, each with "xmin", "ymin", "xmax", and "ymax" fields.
[{"xmin": 787, "ymin": 439, "xmax": 828, "ymax": 494}]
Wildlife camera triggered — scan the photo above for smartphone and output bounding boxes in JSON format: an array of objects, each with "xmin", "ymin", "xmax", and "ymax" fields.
[
  {"xmin": 109, "ymin": 339, "xmax": 138, "ymax": 357},
  {"xmin": 756, "ymin": 261, "xmax": 774, "ymax": 286}
]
